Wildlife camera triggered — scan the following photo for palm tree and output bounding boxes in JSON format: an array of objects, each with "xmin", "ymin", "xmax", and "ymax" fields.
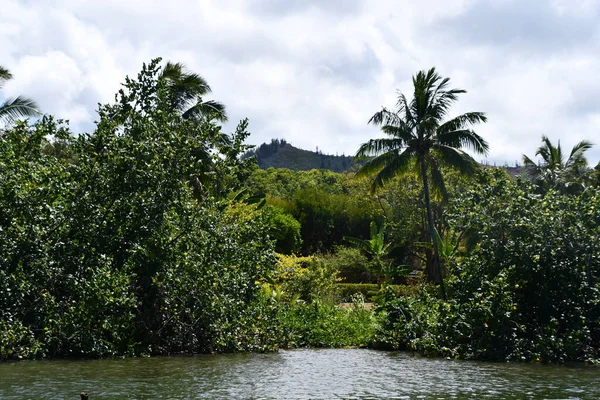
[
  {"xmin": 1, "ymin": 66, "xmax": 40, "ymax": 125},
  {"xmin": 156, "ymin": 61, "xmax": 232, "ymax": 199},
  {"xmin": 355, "ymin": 67, "xmax": 489, "ymax": 300},
  {"xmin": 158, "ymin": 61, "xmax": 227, "ymax": 122},
  {"xmin": 522, "ymin": 135, "xmax": 593, "ymax": 194}
]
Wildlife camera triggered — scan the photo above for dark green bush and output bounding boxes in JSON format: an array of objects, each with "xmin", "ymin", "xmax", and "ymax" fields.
[
  {"xmin": 261, "ymin": 205, "xmax": 302, "ymax": 254},
  {"xmin": 0, "ymin": 61, "xmax": 280, "ymax": 359},
  {"xmin": 278, "ymin": 297, "xmax": 377, "ymax": 348},
  {"xmin": 335, "ymin": 284, "xmax": 423, "ymax": 302},
  {"xmin": 335, "ymin": 284, "xmax": 380, "ymax": 302},
  {"xmin": 331, "ymin": 246, "xmax": 374, "ymax": 283},
  {"xmin": 375, "ymin": 169, "xmax": 600, "ymax": 363}
]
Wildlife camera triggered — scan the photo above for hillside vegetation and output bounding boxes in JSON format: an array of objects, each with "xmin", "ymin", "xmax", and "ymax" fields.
[{"xmin": 245, "ymin": 139, "xmax": 357, "ymax": 172}]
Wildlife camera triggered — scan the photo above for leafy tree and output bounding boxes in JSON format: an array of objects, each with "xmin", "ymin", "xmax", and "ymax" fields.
[
  {"xmin": 376, "ymin": 168, "xmax": 600, "ymax": 363},
  {"xmin": 522, "ymin": 135, "xmax": 593, "ymax": 194},
  {"xmin": 444, "ymin": 169, "xmax": 600, "ymax": 362},
  {"xmin": 355, "ymin": 67, "xmax": 488, "ymax": 299},
  {"xmin": 0, "ymin": 66, "xmax": 40, "ymax": 125},
  {"xmin": 588, "ymin": 161, "xmax": 600, "ymax": 188},
  {"xmin": 0, "ymin": 59, "xmax": 279, "ymax": 359},
  {"xmin": 245, "ymin": 168, "xmax": 351, "ymax": 200},
  {"xmin": 290, "ymin": 187, "xmax": 380, "ymax": 255},
  {"xmin": 155, "ymin": 61, "xmax": 245, "ymax": 199}
]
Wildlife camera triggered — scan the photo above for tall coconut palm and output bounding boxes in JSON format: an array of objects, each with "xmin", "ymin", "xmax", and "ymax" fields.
[
  {"xmin": 355, "ymin": 67, "xmax": 489, "ymax": 300},
  {"xmin": 158, "ymin": 61, "xmax": 227, "ymax": 122},
  {"xmin": 522, "ymin": 135, "xmax": 593, "ymax": 194},
  {"xmin": 1, "ymin": 66, "xmax": 40, "ymax": 125}
]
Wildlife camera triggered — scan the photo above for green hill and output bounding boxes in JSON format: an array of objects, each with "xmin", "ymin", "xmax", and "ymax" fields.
[
  {"xmin": 245, "ymin": 139, "xmax": 358, "ymax": 172},
  {"xmin": 246, "ymin": 139, "xmax": 529, "ymax": 176}
]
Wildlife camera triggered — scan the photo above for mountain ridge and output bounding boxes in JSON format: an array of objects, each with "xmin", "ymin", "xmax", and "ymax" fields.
[
  {"xmin": 245, "ymin": 139, "xmax": 358, "ymax": 173},
  {"xmin": 246, "ymin": 138, "xmax": 526, "ymax": 175}
]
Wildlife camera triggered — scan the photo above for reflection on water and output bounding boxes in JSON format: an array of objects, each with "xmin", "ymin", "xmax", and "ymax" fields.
[{"xmin": 0, "ymin": 349, "xmax": 598, "ymax": 399}]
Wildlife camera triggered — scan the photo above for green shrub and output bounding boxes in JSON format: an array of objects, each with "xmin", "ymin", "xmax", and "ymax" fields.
[
  {"xmin": 335, "ymin": 283, "xmax": 424, "ymax": 302},
  {"xmin": 335, "ymin": 284, "xmax": 380, "ymax": 302},
  {"xmin": 0, "ymin": 318, "xmax": 42, "ymax": 360},
  {"xmin": 272, "ymin": 254, "xmax": 339, "ymax": 302},
  {"xmin": 330, "ymin": 246, "xmax": 374, "ymax": 283},
  {"xmin": 278, "ymin": 296, "xmax": 377, "ymax": 348},
  {"xmin": 262, "ymin": 205, "xmax": 302, "ymax": 254}
]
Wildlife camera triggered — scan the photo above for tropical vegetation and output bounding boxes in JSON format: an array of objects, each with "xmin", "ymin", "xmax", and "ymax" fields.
[
  {"xmin": 1, "ymin": 60, "xmax": 599, "ymax": 364},
  {"xmin": 355, "ymin": 67, "xmax": 489, "ymax": 299},
  {"xmin": 522, "ymin": 135, "xmax": 593, "ymax": 194}
]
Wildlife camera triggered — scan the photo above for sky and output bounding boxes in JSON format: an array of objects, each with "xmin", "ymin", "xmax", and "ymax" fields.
[{"xmin": 2, "ymin": 0, "xmax": 600, "ymax": 166}]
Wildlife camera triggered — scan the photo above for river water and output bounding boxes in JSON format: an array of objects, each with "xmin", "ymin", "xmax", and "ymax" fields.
[{"xmin": 0, "ymin": 348, "xmax": 598, "ymax": 399}]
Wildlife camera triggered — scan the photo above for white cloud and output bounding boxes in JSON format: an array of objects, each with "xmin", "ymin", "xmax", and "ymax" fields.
[{"xmin": 2, "ymin": 0, "xmax": 599, "ymax": 165}]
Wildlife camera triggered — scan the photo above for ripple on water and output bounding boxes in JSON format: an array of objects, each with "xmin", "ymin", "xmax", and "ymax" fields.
[{"xmin": 0, "ymin": 349, "xmax": 598, "ymax": 399}]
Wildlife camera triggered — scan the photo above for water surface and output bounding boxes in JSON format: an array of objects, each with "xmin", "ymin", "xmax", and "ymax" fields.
[{"xmin": 0, "ymin": 349, "xmax": 598, "ymax": 399}]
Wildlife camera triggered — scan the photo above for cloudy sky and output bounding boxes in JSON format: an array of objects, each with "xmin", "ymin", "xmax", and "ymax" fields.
[{"xmin": 2, "ymin": 0, "xmax": 600, "ymax": 165}]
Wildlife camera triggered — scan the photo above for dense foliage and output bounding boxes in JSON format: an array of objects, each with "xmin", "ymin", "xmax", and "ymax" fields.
[
  {"xmin": 2, "ymin": 61, "xmax": 599, "ymax": 364},
  {"xmin": 0, "ymin": 60, "xmax": 280, "ymax": 358},
  {"xmin": 375, "ymin": 169, "xmax": 600, "ymax": 363}
]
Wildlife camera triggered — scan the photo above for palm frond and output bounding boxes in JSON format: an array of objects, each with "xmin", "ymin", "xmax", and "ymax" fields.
[
  {"xmin": 159, "ymin": 62, "xmax": 211, "ymax": 95},
  {"xmin": 159, "ymin": 61, "xmax": 223, "ymax": 120},
  {"xmin": 565, "ymin": 139, "xmax": 593, "ymax": 171},
  {"xmin": 354, "ymin": 138, "xmax": 402, "ymax": 160},
  {"xmin": 429, "ymin": 155, "xmax": 449, "ymax": 201},
  {"xmin": 0, "ymin": 66, "xmax": 12, "ymax": 87},
  {"xmin": 368, "ymin": 108, "xmax": 402, "ymax": 127},
  {"xmin": 556, "ymin": 140, "xmax": 564, "ymax": 168},
  {"xmin": 527, "ymin": 135, "xmax": 593, "ymax": 193},
  {"xmin": 522, "ymin": 154, "xmax": 541, "ymax": 179},
  {"xmin": 368, "ymin": 149, "xmax": 416, "ymax": 193},
  {"xmin": 416, "ymin": 68, "xmax": 466, "ymax": 121},
  {"xmin": 380, "ymin": 123, "xmax": 414, "ymax": 142},
  {"xmin": 417, "ymin": 116, "xmax": 439, "ymax": 140},
  {"xmin": 395, "ymin": 92, "xmax": 415, "ymax": 126},
  {"xmin": 355, "ymin": 148, "xmax": 402, "ymax": 177},
  {"xmin": 433, "ymin": 145, "xmax": 479, "ymax": 176},
  {"xmin": 437, "ymin": 112, "xmax": 487, "ymax": 133},
  {"xmin": 431, "ymin": 88, "xmax": 465, "ymax": 121},
  {"xmin": 182, "ymin": 100, "xmax": 228, "ymax": 122},
  {"xmin": 0, "ymin": 96, "xmax": 41, "ymax": 123},
  {"xmin": 537, "ymin": 135, "xmax": 557, "ymax": 166},
  {"xmin": 436, "ymin": 128, "xmax": 489, "ymax": 155},
  {"xmin": 413, "ymin": 70, "xmax": 435, "ymax": 120}
]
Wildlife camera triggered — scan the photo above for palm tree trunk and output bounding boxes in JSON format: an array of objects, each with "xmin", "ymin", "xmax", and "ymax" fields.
[{"xmin": 420, "ymin": 157, "xmax": 447, "ymax": 300}]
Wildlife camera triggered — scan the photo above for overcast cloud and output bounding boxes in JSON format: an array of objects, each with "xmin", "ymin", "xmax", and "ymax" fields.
[{"xmin": 2, "ymin": 0, "xmax": 600, "ymax": 165}]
